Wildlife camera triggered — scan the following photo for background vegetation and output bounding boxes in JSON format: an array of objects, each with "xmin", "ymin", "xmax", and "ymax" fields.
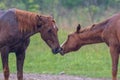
[
  {"xmin": 0, "ymin": 0, "xmax": 120, "ymax": 26},
  {"xmin": 0, "ymin": 0, "xmax": 120, "ymax": 78}
]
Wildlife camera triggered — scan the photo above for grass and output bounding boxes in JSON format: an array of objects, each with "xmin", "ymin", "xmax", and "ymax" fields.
[{"xmin": 0, "ymin": 28, "xmax": 120, "ymax": 78}]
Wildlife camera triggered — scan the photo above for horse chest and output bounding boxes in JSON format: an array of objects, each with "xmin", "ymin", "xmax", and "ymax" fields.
[
  {"xmin": 10, "ymin": 38, "xmax": 30, "ymax": 52},
  {"xmin": 9, "ymin": 41, "xmax": 26, "ymax": 52}
]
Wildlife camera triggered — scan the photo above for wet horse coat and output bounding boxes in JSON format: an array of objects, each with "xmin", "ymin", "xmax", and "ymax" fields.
[
  {"xmin": 60, "ymin": 13, "xmax": 120, "ymax": 80},
  {"xmin": 0, "ymin": 9, "xmax": 60, "ymax": 80}
]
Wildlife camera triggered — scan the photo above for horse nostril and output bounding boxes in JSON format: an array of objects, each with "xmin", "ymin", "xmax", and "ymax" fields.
[
  {"xmin": 59, "ymin": 47, "xmax": 64, "ymax": 56},
  {"xmin": 59, "ymin": 47, "xmax": 63, "ymax": 52},
  {"xmin": 52, "ymin": 47, "xmax": 60, "ymax": 54},
  {"xmin": 55, "ymin": 47, "xmax": 59, "ymax": 51}
]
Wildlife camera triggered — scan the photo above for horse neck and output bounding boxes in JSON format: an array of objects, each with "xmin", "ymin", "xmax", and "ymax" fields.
[
  {"xmin": 15, "ymin": 9, "xmax": 38, "ymax": 32},
  {"xmin": 15, "ymin": 9, "xmax": 41, "ymax": 39},
  {"xmin": 21, "ymin": 29, "xmax": 38, "ymax": 40},
  {"xmin": 79, "ymin": 26, "xmax": 104, "ymax": 46}
]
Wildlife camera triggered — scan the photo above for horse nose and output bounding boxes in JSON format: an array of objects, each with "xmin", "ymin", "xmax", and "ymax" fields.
[
  {"xmin": 52, "ymin": 47, "xmax": 61, "ymax": 54},
  {"xmin": 59, "ymin": 47, "xmax": 64, "ymax": 56}
]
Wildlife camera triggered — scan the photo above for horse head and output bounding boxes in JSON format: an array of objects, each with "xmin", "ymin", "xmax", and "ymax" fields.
[
  {"xmin": 60, "ymin": 24, "xmax": 82, "ymax": 55},
  {"xmin": 36, "ymin": 15, "xmax": 61, "ymax": 54}
]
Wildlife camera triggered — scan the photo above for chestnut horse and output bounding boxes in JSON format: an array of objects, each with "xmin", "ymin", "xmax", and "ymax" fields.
[
  {"xmin": 60, "ymin": 13, "xmax": 120, "ymax": 80},
  {"xmin": 0, "ymin": 9, "xmax": 61, "ymax": 80}
]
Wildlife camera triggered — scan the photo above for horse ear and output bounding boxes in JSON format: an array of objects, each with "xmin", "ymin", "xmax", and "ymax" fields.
[
  {"xmin": 36, "ymin": 15, "xmax": 43, "ymax": 28},
  {"xmin": 76, "ymin": 24, "xmax": 81, "ymax": 33},
  {"xmin": 92, "ymin": 24, "xmax": 95, "ymax": 27},
  {"xmin": 37, "ymin": 15, "xmax": 42, "ymax": 21}
]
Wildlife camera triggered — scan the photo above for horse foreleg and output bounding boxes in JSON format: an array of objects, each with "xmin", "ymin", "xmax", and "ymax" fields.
[
  {"xmin": 16, "ymin": 50, "xmax": 25, "ymax": 80},
  {"xmin": 1, "ymin": 47, "xmax": 9, "ymax": 80},
  {"xmin": 110, "ymin": 45, "xmax": 119, "ymax": 80}
]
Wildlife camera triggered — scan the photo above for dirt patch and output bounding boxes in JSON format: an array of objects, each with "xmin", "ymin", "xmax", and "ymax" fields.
[{"xmin": 0, "ymin": 73, "xmax": 111, "ymax": 80}]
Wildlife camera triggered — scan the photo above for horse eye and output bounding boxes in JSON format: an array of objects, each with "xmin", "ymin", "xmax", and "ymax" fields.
[{"xmin": 48, "ymin": 29, "xmax": 52, "ymax": 33}]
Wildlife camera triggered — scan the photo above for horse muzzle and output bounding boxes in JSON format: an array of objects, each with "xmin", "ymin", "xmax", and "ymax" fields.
[
  {"xmin": 58, "ymin": 48, "xmax": 65, "ymax": 56},
  {"xmin": 52, "ymin": 47, "xmax": 62, "ymax": 54}
]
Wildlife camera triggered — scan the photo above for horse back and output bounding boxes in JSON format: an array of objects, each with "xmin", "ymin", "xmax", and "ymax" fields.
[
  {"xmin": 0, "ymin": 10, "xmax": 6, "ymax": 16},
  {"xmin": 0, "ymin": 9, "xmax": 20, "ymax": 47},
  {"xmin": 0, "ymin": 9, "xmax": 17, "ymax": 26},
  {"xmin": 102, "ymin": 13, "xmax": 120, "ymax": 44}
]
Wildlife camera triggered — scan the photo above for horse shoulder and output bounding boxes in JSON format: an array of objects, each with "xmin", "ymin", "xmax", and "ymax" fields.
[{"xmin": 102, "ymin": 16, "xmax": 120, "ymax": 46}]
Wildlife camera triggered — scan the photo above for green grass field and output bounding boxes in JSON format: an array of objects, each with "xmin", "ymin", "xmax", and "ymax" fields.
[{"xmin": 0, "ymin": 28, "xmax": 120, "ymax": 78}]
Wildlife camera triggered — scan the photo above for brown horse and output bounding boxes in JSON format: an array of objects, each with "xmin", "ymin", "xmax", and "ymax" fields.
[
  {"xmin": 0, "ymin": 9, "xmax": 61, "ymax": 80},
  {"xmin": 60, "ymin": 13, "xmax": 120, "ymax": 80}
]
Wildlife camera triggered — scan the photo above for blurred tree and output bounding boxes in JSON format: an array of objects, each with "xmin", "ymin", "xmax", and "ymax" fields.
[
  {"xmin": 0, "ymin": 0, "xmax": 120, "ymax": 26},
  {"xmin": 60, "ymin": 0, "xmax": 82, "ymax": 9},
  {"xmin": 21, "ymin": 0, "xmax": 39, "ymax": 11}
]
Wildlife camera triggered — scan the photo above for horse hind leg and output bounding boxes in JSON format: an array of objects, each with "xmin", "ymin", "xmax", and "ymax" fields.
[{"xmin": 1, "ymin": 47, "xmax": 10, "ymax": 80}]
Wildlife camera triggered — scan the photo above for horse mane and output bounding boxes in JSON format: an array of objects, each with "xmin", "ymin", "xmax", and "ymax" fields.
[
  {"xmin": 15, "ymin": 9, "xmax": 38, "ymax": 32},
  {"xmin": 80, "ymin": 19, "xmax": 110, "ymax": 33}
]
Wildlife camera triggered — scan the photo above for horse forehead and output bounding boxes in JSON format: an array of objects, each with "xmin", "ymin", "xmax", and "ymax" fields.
[
  {"xmin": 53, "ymin": 24, "xmax": 56, "ymax": 29},
  {"xmin": 47, "ymin": 17, "xmax": 57, "ymax": 29},
  {"xmin": 46, "ymin": 22, "xmax": 57, "ymax": 30},
  {"xmin": 51, "ymin": 21, "xmax": 57, "ymax": 29}
]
